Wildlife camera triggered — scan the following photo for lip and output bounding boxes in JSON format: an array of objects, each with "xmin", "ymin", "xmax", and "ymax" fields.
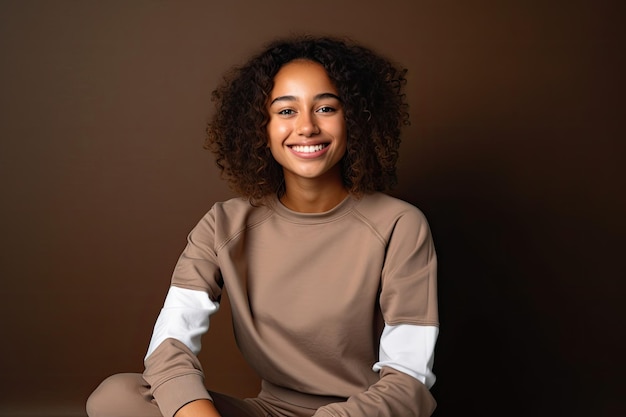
[{"xmin": 287, "ymin": 142, "xmax": 330, "ymax": 159}]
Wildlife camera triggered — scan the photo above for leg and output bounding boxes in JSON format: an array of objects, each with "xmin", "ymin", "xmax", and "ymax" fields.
[
  {"xmin": 87, "ymin": 373, "xmax": 162, "ymax": 417},
  {"xmin": 87, "ymin": 373, "xmax": 266, "ymax": 417}
]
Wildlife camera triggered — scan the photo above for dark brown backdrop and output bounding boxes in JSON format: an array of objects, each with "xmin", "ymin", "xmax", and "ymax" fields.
[{"xmin": 0, "ymin": 1, "xmax": 623, "ymax": 416}]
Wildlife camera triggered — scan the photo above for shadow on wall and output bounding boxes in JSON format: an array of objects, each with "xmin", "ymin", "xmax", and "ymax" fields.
[{"xmin": 394, "ymin": 125, "xmax": 624, "ymax": 417}]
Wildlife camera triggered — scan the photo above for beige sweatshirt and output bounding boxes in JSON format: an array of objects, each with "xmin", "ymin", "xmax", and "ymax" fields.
[{"xmin": 143, "ymin": 192, "xmax": 439, "ymax": 417}]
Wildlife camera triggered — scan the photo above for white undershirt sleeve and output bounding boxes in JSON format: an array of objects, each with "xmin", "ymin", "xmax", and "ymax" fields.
[
  {"xmin": 373, "ymin": 323, "xmax": 438, "ymax": 389},
  {"xmin": 145, "ymin": 286, "xmax": 220, "ymax": 360}
]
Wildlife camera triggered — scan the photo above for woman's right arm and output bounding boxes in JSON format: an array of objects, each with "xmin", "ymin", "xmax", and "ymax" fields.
[
  {"xmin": 175, "ymin": 399, "xmax": 221, "ymax": 417},
  {"xmin": 143, "ymin": 210, "xmax": 226, "ymax": 417}
]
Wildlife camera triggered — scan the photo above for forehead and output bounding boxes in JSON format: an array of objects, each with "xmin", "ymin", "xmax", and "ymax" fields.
[{"xmin": 270, "ymin": 60, "xmax": 337, "ymax": 96}]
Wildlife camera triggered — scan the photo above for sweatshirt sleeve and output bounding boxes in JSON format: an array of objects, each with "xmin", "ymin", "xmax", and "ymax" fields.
[
  {"xmin": 142, "ymin": 208, "xmax": 224, "ymax": 417},
  {"xmin": 315, "ymin": 204, "xmax": 439, "ymax": 417},
  {"xmin": 143, "ymin": 338, "xmax": 214, "ymax": 417},
  {"xmin": 314, "ymin": 366, "xmax": 436, "ymax": 417}
]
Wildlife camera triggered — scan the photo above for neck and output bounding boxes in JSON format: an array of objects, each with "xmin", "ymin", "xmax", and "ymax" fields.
[{"xmin": 280, "ymin": 177, "xmax": 348, "ymax": 213}]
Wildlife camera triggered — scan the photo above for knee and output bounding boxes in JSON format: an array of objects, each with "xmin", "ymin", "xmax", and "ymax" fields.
[
  {"xmin": 86, "ymin": 373, "xmax": 140, "ymax": 417},
  {"xmin": 86, "ymin": 374, "xmax": 118, "ymax": 417}
]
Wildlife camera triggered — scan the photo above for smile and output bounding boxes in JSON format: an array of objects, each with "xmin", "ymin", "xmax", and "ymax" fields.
[{"xmin": 289, "ymin": 144, "xmax": 328, "ymax": 153}]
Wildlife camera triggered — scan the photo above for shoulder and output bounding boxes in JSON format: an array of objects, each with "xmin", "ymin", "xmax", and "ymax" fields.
[
  {"xmin": 211, "ymin": 196, "xmax": 261, "ymax": 215},
  {"xmin": 213, "ymin": 197, "xmax": 275, "ymax": 222},
  {"xmin": 353, "ymin": 192, "xmax": 429, "ymax": 231},
  {"xmin": 195, "ymin": 197, "xmax": 275, "ymax": 247}
]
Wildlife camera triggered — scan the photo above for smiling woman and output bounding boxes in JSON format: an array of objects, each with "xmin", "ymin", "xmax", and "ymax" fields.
[
  {"xmin": 266, "ymin": 60, "xmax": 348, "ymax": 212},
  {"xmin": 86, "ymin": 36, "xmax": 438, "ymax": 417},
  {"xmin": 205, "ymin": 36, "xmax": 408, "ymax": 206}
]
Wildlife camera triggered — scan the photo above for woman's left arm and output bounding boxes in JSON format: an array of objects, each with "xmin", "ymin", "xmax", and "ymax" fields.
[
  {"xmin": 314, "ymin": 365, "xmax": 436, "ymax": 417},
  {"xmin": 315, "ymin": 205, "xmax": 439, "ymax": 417}
]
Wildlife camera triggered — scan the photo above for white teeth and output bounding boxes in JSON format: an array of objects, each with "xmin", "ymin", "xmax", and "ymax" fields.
[{"xmin": 291, "ymin": 144, "xmax": 326, "ymax": 153}]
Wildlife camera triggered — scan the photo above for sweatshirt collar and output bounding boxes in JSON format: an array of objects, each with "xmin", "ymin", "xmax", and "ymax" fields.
[{"xmin": 270, "ymin": 193, "xmax": 357, "ymax": 224}]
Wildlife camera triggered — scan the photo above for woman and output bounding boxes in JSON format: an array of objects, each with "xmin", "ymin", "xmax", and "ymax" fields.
[{"xmin": 87, "ymin": 36, "xmax": 439, "ymax": 417}]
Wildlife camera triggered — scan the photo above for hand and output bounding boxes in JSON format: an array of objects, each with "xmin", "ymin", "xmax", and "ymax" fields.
[{"xmin": 174, "ymin": 399, "xmax": 222, "ymax": 417}]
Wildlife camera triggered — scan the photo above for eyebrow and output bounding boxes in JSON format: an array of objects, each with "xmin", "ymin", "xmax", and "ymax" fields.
[{"xmin": 269, "ymin": 92, "xmax": 342, "ymax": 106}]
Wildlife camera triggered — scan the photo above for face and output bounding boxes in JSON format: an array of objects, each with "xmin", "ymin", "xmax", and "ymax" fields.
[{"xmin": 266, "ymin": 60, "xmax": 347, "ymax": 188}]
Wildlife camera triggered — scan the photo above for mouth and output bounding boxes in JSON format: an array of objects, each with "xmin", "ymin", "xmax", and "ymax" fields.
[{"xmin": 288, "ymin": 143, "xmax": 329, "ymax": 153}]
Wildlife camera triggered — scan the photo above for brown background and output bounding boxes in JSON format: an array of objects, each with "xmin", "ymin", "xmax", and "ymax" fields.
[{"xmin": 0, "ymin": 1, "xmax": 624, "ymax": 416}]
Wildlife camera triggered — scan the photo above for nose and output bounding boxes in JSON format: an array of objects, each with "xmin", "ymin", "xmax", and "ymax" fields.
[{"xmin": 296, "ymin": 112, "xmax": 320, "ymax": 137}]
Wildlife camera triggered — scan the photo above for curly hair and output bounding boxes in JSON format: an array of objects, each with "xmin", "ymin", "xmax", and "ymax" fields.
[{"xmin": 205, "ymin": 35, "xmax": 409, "ymax": 204}]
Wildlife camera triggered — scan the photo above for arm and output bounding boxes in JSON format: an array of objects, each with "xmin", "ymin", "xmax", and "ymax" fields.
[
  {"xmin": 175, "ymin": 399, "xmax": 221, "ymax": 417},
  {"xmin": 314, "ymin": 367, "xmax": 436, "ymax": 417},
  {"xmin": 143, "ymin": 287, "xmax": 219, "ymax": 417},
  {"xmin": 143, "ymin": 210, "xmax": 225, "ymax": 417},
  {"xmin": 315, "ymin": 205, "xmax": 439, "ymax": 416},
  {"xmin": 314, "ymin": 325, "xmax": 438, "ymax": 417}
]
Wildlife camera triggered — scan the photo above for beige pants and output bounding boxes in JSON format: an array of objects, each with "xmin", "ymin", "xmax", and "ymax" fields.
[{"xmin": 86, "ymin": 373, "xmax": 332, "ymax": 417}]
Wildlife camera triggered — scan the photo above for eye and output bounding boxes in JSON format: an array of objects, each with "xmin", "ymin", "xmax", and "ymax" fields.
[
  {"xmin": 278, "ymin": 109, "xmax": 296, "ymax": 116},
  {"xmin": 317, "ymin": 106, "xmax": 336, "ymax": 113}
]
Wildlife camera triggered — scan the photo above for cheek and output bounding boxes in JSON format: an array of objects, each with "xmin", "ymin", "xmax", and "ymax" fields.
[
  {"xmin": 267, "ymin": 122, "xmax": 290, "ymax": 144},
  {"xmin": 333, "ymin": 121, "xmax": 348, "ymax": 145}
]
